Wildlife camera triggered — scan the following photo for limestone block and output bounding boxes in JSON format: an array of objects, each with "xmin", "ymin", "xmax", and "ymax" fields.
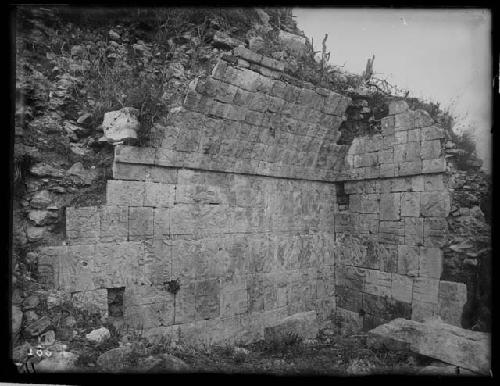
[
  {"xmin": 211, "ymin": 60, "xmax": 228, "ymax": 80},
  {"xmin": 379, "ymin": 221, "xmax": 405, "ymax": 244},
  {"xmin": 271, "ymin": 80, "xmax": 287, "ymax": 99},
  {"xmin": 388, "ymin": 100, "xmax": 409, "ymax": 115},
  {"xmin": 334, "ymin": 96, "xmax": 351, "ymax": 116},
  {"xmin": 260, "ymin": 55, "xmax": 285, "ymax": 72},
  {"xmin": 391, "ymin": 175, "xmax": 424, "ymax": 192},
  {"xmin": 364, "ymin": 269, "xmax": 392, "ymax": 297},
  {"xmin": 411, "ymin": 300, "xmax": 439, "ymax": 322},
  {"xmin": 422, "ymin": 158, "xmax": 446, "ymax": 173},
  {"xmin": 152, "ymin": 208, "xmax": 169, "ymax": 239},
  {"xmin": 381, "ymin": 116, "xmax": 395, "ymax": 135},
  {"xmin": 438, "ymin": 281, "xmax": 467, "ymax": 327},
  {"xmin": 322, "ymin": 93, "xmax": 341, "ymax": 115},
  {"xmin": 174, "ymin": 281, "xmax": 196, "ymax": 324},
  {"xmin": 195, "ymin": 279, "xmax": 220, "ymax": 320},
  {"xmin": 404, "ymin": 217, "xmax": 424, "ymax": 246},
  {"xmin": 360, "ymin": 193, "xmax": 379, "ymax": 213},
  {"xmin": 398, "ymin": 160, "xmax": 422, "ymax": 176},
  {"xmin": 421, "ymin": 139, "xmax": 442, "ymax": 159},
  {"xmin": 419, "ymin": 247, "xmax": 442, "ymax": 279},
  {"xmin": 413, "ymin": 277, "xmax": 439, "ymax": 304},
  {"xmin": 225, "ymin": 67, "xmax": 261, "ymax": 91},
  {"xmin": 348, "ymin": 194, "xmax": 361, "ymax": 213},
  {"xmin": 102, "ymin": 107, "xmax": 139, "ymax": 143},
  {"xmin": 394, "ymin": 142, "xmax": 421, "ymax": 163},
  {"xmin": 413, "ymin": 109, "xmax": 434, "ymax": 128},
  {"xmin": 395, "ymin": 131, "xmax": 407, "ymax": 144},
  {"xmin": 171, "ymin": 239, "xmax": 198, "ymax": 281},
  {"xmin": 379, "ymin": 163, "xmax": 396, "ymax": 178},
  {"xmin": 100, "ymin": 206, "xmax": 128, "ymax": 243},
  {"xmin": 335, "ymin": 265, "xmax": 366, "ymax": 291},
  {"xmin": 379, "ymin": 193, "xmax": 400, "ymax": 220},
  {"xmin": 407, "ymin": 128, "xmax": 421, "ymax": 142},
  {"xmin": 335, "ymin": 285, "xmax": 363, "ymax": 312},
  {"xmin": 391, "ymin": 273, "xmax": 414, "ymax": 303},
  {"xmin": 247, "ymin": 274, "xmax": 265, "ymax": 313},
  {"xmin": 422, "ymin": 126, "xmax": 445, "ymax": 140},
  {"xmin": 400, "ymin": 192, "xmax": 420, "ymax": 217},
  {"xmin": 233, "ymin": 46, "xmax": 262, "ymax": 64},
  {"xmin": 356, "ymin": 213, "xmax": 379, "ymax": 235},
  {"xmin": 106, "ymin": 180, "xmax": 145, "ymax": 206},
  {"xmin": 113, "ymin": 162, "xmax": 151, "ymax": 182},
  {"xmin": 378, "ymin": 148, "xmax": 394, "ymax": 164},
  {"xmin": 397, "ymin": 245, "xmax": 419, "ymax": 277},
  {"xmin": 114, "ymin": 145, "xmax": 155, "ymax": 165},
  {"xmin": 421, "ymin": 191, "xmax": 451, "ymax": 217},
  {"xmin": 155, "ymin": 148, "xmax": 183, "ymax": 168},
  {"xmin": 128, "ymin": 207, "xmax": 154, "ymax": 240},
  {"xmin": 394, "ymin": 112, "xmax": 412, "ymax": 130},
  {"xmin": 423, "ymin": 217, "xmax": 448, "ymax": 247},
  {"xmin": 378, "ymin": 243, "xmax": 398, "ymax": 273},
  {"xmin": 382, "ymin": 134, "xmax": 397, "ymax": 148},
  {"xmin": 278, "ymin": 30, "xmax": 307, "ymax": 55},
  {"xmin": 423, "ymin": 174, "xmax": 446, "ymax": 191},
  {"xmin": 144, "ymin": 182, "xmax": 175, "ymax": 208},
  {"xmin": 66, "ymin": 206, "xmax": 100, "ymax": 244},
  {"xmin": 57, "ymin": 244, "xmax": 96, "ymax": 292}
]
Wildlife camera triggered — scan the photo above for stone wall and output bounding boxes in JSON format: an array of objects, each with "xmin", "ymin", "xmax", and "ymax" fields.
[{"xmin": 37, "ymin": 47, "xmax": 470, "ymax": 344}]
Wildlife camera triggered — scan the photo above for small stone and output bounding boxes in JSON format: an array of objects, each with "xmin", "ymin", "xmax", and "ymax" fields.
[
  {"xmin": 40, "ymin": 330, "xmax": 56, "ymax": 346},
  {"xmin": 86, "ymin": 327, "xmax": 110, "ymax": 344},
  {"xmin": 108, "ymin": 30, "xmax": 121, "ymax": 40},
  {"xmin": 22, "ymin": 295, "xmax": 40, "ymax": 310},
  {"xmin": 28, "ymin": 210, "xmax": 51, "ymax": 226},
  {"xmin": 77, "ymin": 113, "xmax": 92, "ymax": 125}
]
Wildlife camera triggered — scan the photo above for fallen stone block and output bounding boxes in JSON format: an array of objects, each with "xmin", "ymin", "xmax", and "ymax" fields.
[
  {"xmin": 368, "ymin": 318, "xmax": 490, "ymax": 374},
  {"xmin": 102, "ymin": 107, "xmax": 139, "ymax": 143},
  {"xmin": 264, "ymin": 311, "xmax": 318, "ymax": 341}
]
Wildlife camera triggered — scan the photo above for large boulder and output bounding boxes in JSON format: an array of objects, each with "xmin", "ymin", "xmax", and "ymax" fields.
[
  {"xmin": 102, "ymin": 107, "xmax": 140, "ymax": 143},
  {"xmin": 264, "ymin": 311, "xmax": 318, "ymax": 341},
  {"xmin": 369, "ymin": 318, "xmax": 490, "ymax": 375}
]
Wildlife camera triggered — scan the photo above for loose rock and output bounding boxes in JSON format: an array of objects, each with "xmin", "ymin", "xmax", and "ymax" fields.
[
  {"xmin": 86, "ymin": 327, "xmax": 110, "ymax": 344},
  {"xmin": 24, "ymin": 316, "xmax": 52, "ymax": 338},
  {"xmin": 102, "ymin": 107, "xmax": 140, "ymax": 143},
  {"xmin": 36, "ymin": 351, "xmax": 78, "ymax": 372}
]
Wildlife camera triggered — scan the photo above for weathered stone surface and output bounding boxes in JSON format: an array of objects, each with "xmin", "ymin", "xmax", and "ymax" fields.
[
  {"xmin": 264, "ymin": 311, "xmax": 318, "ymax": 341},
  {"xmin": 278, "ymin": 30, "xmax": 307, "ymax": 55},
  {"xmin": 419, "ymin": 247, "xmax": 442, "ymax": 279},
  {"xmin": 369, "ymin": 318, "xmax": 490, "ymax": 374},
  {"xmin": 388, "ymin": 100, "xmax": 409, "ymax": 115},
  {"xmin": 397, "ymin": 245, "xmax": 419, "ymax": 277},
  {"xmin": 421, "ymin": 191, "xmax": 451, "ymax": 217},
  {"xmin": 24, "ymin": 316, "xmax": 52, "ymax": 337},
  {"xmin": 97, "ymin": 346, "xmax": 133, "ymax": 372}
]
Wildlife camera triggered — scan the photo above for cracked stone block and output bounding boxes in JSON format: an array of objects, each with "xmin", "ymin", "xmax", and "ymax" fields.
[
  {"xmin": 401, "ymin": 192, "xmax": 420, "ymax": 217},
  {"xmin": 413, "ymin": 277, "xmax": 439, "ymax": 304},
  {"xmin": 106, "ymin": 180, "xmax": 145, "ymax": 206},
  {"xmin": 438, "ymin": 281, "xmax": 467, "ymax": 327},
  {"xmin": 66, "ymin": 206, "xmax": 101, "ymax": 244},
  {"xmin": 100, "ymin": 206, "xmax": 129, "ymax": 243},
  {"xmin": 419, "ymin": 247, "xmax": 443, "ymax": 279},
  {"xmin": 128, "ymin": 207, "xmax": 154, "ymax": 240},
  {"xmin": 364, "ymin": 269, "xmax": 392, "ymax": 297},
  {"xmin": 423, "ymin": 217, "xmax": 448, "ymax": 247},
  {"xmin": 380, "ymin": 193, "xmax": 400, "ymax": 220},
  {"xmin": 391, "ymin": 273, "xmax": 414, "ymax": 303},
  {"xmin": 397, "ymin": 245, "xmax": 419, "ymax": 277},
  {"xmin": 421, "ymin": 191, "xmax": 451, "ymax": 217},
  {"xmin": 59, "ymin": 244, "xmax": 97, "ymax": 292},
  {"xmin": 404, "ymin": 217, "xmax": 424, "ymax": 246}
]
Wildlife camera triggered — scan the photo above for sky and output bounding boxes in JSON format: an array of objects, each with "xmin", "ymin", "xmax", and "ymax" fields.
[{"xmin": 294, "ymin": 8, "xmax": 492, "ymax": 172}]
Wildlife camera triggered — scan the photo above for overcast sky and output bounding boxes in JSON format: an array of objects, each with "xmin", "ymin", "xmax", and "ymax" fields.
[{"xmin": 294, "ymin": 8, "xmax": 492, "ymax": 172}]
